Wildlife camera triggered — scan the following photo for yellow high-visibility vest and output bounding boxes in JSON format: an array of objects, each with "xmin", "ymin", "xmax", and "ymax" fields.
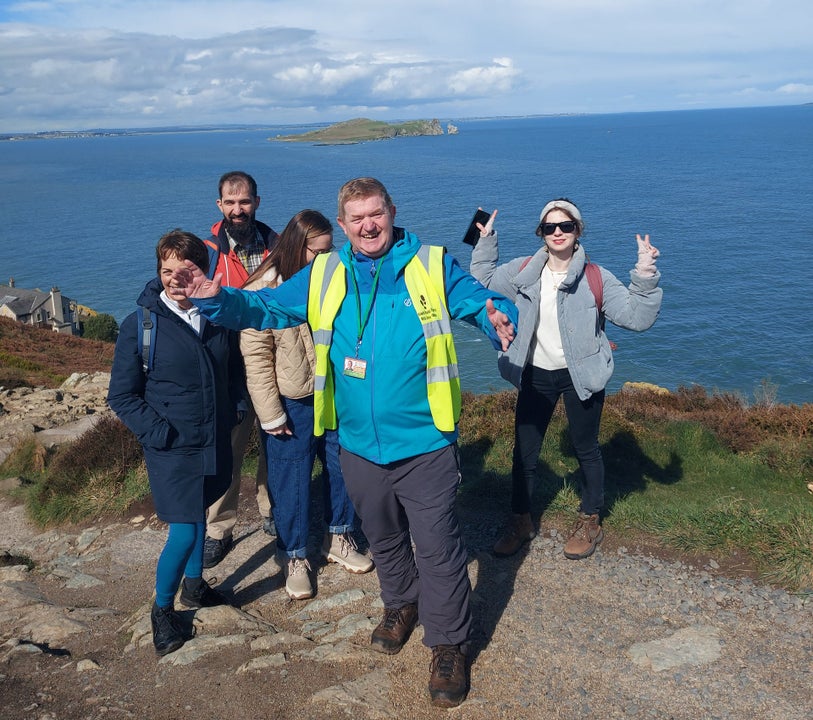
[{"xmin": 307, "ymin": 245, "xmax": 461, "ymax": 435}]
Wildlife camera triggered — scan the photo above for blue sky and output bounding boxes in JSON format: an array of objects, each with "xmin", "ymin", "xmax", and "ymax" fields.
[{"xmin": 1, "ymin": 0, "xmax": 811, "ymax": 132}]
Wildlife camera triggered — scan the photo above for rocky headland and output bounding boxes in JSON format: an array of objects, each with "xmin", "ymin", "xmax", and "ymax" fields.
[{"xmin": 272, "ymin": 118, "xmax": 446, "ymax": 145}]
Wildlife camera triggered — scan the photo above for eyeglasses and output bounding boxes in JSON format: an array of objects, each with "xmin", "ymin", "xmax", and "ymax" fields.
[
  {"xmin": 540, "ymin": 221, "xmax": 578, "ymax": 235},
  {"xmin": 307, "ymin": 245, "xmax": 334, "ymax": 256}
]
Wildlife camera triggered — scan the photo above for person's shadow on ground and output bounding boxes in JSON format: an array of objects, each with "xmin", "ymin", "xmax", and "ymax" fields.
[{"xmin": 457, "ymin": 424, "xmax": 682, "ymax": 665}]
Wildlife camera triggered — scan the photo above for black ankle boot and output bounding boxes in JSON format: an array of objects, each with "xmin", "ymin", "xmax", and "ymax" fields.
[
  {"xmin": 150, "ymin": 602, "xmax": 186, "ymax": 656},
  {"xmin": 179, "ymin": 577, "xmax": 231, "ymax": 609}
]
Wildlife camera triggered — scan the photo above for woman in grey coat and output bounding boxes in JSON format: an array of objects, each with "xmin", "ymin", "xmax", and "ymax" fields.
[{"xmin": 469, "ymin": 198, "xmax": 662, "ymax": 560}]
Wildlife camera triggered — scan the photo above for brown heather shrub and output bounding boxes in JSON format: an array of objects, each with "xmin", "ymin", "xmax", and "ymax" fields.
[
  {"xmin": 0, "ymin": 317, "xmax": 114, "ymax": 388},
  {"xmin": 42, "ymin": 415, "xmax": 142, "ymax": 496},
  {"xmin": 607, "ymin": 385, "xmax": 813, "ymax": 455},
  {"xmin": 458, "ymin": 390, "xmax": 518, "ymax": 443}
]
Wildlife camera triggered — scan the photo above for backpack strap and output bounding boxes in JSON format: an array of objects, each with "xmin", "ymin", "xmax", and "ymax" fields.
[
  {"xmin": 136, "ymin": 307, "xmax": 155, "ymax": 373},
  {"xmin": 584, "ymin": 261, "xmax": 617, "ymax": 350},
  {"xmin": 584, "ymin": 261, "xmax": 603, "ymax": 312}
]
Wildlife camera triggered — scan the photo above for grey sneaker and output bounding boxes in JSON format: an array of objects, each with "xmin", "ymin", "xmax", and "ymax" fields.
[
  {"xmin": 322, "ymin": 532, "xmax": 374, "ymax": 574},
  {"xmin": 284, "ymin": 557, "xmax": 313, "ymax": 600}
]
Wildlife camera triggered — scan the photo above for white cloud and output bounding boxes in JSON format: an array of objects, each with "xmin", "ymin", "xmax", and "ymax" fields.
[
  {"xmin": 448, "ymin": 58, "xmax": 519, "ymax": 95},
  {"xmin": 777, "ymin": 83, "xmax": 813, "ymax": 95},
  {"xmin": 0, "ymin": 1, "xmax": 811, "ymax": 132},
  {"xmin": 185, "ymin": 49, "xmax": 212, "ymax": 62}
]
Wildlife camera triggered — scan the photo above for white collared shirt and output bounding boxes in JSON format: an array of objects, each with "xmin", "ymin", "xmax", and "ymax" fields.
[{"xmin": 160, "ymin": 290, "xmax": 202, "ymax": 335}]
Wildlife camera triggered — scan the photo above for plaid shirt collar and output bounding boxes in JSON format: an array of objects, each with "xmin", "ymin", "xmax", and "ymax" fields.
[{"xmin": 227, "ymin": 228, "xmax": 265, "ymax": 274}]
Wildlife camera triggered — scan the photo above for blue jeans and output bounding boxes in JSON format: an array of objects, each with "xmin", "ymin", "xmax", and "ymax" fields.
[
  {"xmin": 264, "ymin": 395, "xmax": 356, "ymax": 558},
  {"xmin": 512, "ymin": 365, "xmax": 605, "ymax": 516}
]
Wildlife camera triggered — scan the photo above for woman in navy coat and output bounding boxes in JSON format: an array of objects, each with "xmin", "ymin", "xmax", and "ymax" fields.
[{"xmin": 108, "ymin": 229, "xmax": 246, "ymax": 656}]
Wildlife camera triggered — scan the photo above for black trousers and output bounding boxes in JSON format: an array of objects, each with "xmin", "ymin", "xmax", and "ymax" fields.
[
  {"xmin": 340, "ymin": 444, "xmax": 472, "ymax": 648},
  {"xmin": 512, "ymin": 365, "xmax": 605, "ymax": 516}
]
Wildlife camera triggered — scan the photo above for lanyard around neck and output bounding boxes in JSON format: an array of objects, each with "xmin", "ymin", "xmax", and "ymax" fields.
[{"xmin": 349, "ymin": 255, "xmax": 384, "ymax": 356}]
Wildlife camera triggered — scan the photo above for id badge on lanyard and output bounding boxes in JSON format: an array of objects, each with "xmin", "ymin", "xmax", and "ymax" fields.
[{"xmin": 344, "ymin": 257, "xmax": 382, "ymax": 380}]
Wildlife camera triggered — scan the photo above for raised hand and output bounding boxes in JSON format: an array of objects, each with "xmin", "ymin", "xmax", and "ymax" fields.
[
  {"xmin": 634, "ymin": 233, "xmax": 660, "ymax": 277},
  {"xmin": 477, "ymin": 208, "xmax": 498, "ymax": 237},
  {"xmin": 486, "ymin": 298, "xmax": 515, "ymax": 351},
  {"xmin": 171, "ymin": 260, "xmax": 223, "ymax": 298},
  {"xmin": 636, "ymin": 233, "xmax": 659, "ymax": 258}
]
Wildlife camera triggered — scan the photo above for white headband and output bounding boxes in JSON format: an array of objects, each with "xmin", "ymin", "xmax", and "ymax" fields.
[{"xmin": 538, "ymin": 200, "xmax": 583, "ymax": 233}]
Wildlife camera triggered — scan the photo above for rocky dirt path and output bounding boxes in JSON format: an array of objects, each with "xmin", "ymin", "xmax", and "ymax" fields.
[
  {"xmin": 1, "ymin": 485, "xmax": 811, "ymax": 720},
  {"xmin": 1, "ymin": 374, "xmax": 811, "ymax": 718}
]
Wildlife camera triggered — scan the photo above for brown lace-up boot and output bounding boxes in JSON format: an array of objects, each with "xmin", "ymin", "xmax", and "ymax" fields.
[
  {"xmin": 370, "ymin": 603, "xmax": 419, "ymax": 654},
  {"xmin": 563, "ymin": 512, "xmax": 604, "ymax": 559},
  {"xmin": 493, "ymin": 512, "xmax": 536, "ymax": 557},
  {"xmin": 428, "ymin": 644, "xmax": 468, "ymax": 708}
]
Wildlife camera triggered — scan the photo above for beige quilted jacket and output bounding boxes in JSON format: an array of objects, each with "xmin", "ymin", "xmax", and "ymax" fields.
[{"xmin": 240, "ymin": 267, "xmax": 316, "ymax": 430}]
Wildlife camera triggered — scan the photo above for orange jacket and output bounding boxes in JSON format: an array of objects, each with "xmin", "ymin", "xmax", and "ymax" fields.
[{"xmin": 204, "ymin": 219, "xmax": 278, "ymax": 288}]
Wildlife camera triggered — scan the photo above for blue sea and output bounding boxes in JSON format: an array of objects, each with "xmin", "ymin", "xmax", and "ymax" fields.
[{"xmin": 1, "ymin": 105, "xmax": 811, "ymax": 404}]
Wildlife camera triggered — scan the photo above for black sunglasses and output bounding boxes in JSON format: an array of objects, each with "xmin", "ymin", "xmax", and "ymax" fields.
[{"xmin": 540, "ymin": 221, "xmax": 578, "ymax": 235}]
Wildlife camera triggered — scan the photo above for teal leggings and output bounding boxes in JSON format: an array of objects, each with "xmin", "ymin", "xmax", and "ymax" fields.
[{"xmin": 154, "ymin": 522, "xmax": 205, "ymax": 607}]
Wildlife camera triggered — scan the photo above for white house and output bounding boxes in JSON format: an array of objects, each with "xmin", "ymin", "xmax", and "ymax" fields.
[{"xmin": 0, "ymin": 278, "xmax": 80, "ymax": 335}]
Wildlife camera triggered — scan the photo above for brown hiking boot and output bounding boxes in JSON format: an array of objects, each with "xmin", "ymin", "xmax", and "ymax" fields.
[
  {"xmin": 493, "ymin": 512, "xmax": 536, "ymax": 557},
  {"xmin": 370, "ymin": 603, "xmax": 419, "ymax": 655},
  {"xmin": 428, "ymin": 644, "xmax": 468, "ymax": 708},
  {"xmin": 563, "ymin": 512, "xmax": 604, "ymax": 559}
]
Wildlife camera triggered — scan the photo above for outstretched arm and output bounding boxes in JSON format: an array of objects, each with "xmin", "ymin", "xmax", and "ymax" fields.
[{"xmin": 171, "ymin": 260, "xmax": 223, "ymax": 298}]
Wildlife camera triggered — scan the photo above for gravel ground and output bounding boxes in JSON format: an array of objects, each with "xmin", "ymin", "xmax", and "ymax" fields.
[{"xmin": 1, "ymin": 485, "xmax": 811, "ymax": 720}]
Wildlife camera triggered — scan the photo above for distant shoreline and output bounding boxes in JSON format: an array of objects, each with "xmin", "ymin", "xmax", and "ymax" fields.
[
  {"xmin": 0, "ymin": 114, "xmax": 586, "ymax": 142},
  {"xmin": 3, "ymin": 104, "xmax": 808, "ymax": 141}
]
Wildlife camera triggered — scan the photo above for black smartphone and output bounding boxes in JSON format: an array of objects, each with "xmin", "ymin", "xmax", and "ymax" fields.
[{"xmin": 462, "ymin": 209, "xmax": 491, "ymax": 246}]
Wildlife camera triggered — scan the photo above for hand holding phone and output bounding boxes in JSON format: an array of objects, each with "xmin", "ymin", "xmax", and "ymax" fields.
[{"xmin": 463, "ymin": 208, "xmax": 494, "ymax": 246}]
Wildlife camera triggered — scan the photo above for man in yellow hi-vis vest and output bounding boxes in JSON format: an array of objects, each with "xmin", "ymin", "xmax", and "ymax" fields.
[{"xmin": 172, "ymin": 177, "xmax": 517, "ymax": 709}]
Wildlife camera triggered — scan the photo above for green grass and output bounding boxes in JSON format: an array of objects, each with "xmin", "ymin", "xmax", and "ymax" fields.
[
  {"xmin": 456, "ymin": 389, "xmax": 813, "ymax": 594},
  {"xmin": 0, "ymin": 350, "xmax": 67, "ymax": 386},
  {"xmin": 1, "ymin": 387, "xmax": 811, "ymax": 593},
  {"xmin": 4, "ymin": 414, "xmax": 149, "ymax": 526}
]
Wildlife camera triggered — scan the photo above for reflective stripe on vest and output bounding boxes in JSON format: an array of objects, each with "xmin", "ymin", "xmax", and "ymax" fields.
[
  {"xmin": 404, "ymin": 245, "xmax": 461, "ymax": 432},
  {"xmin": 306, "ymin": 246, "xmax": 461, "ymax": 435},
  {"xmin": 307, "ymin": 252, "xmax": 344, "ymax": 435}
]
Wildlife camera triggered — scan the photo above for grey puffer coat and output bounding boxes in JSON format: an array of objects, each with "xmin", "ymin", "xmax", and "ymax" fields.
[{"xmin": 470, "ymin": 233, "xmax": 662, "ymax": 400}]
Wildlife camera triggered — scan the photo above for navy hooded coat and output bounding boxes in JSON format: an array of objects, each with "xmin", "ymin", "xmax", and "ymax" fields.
[{"xmin": 107, "ymin": 277, "xmax": 246, "ymax": 523}]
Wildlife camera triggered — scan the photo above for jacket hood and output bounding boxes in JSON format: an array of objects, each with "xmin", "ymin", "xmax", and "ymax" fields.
[{"xmin": 136, "ymin": 276, "xmax": 165, "ymax": 312}]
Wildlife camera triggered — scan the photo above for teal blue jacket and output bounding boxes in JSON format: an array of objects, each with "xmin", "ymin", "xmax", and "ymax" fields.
[{"xmin": 194, "ymin": 229, "xmax": 518, "ymax": 464}]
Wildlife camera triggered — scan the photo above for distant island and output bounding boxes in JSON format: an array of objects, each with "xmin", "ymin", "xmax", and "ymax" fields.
[{"xmin": 271, "ymin": 118, "xmax": 457, "ymax": 145}]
